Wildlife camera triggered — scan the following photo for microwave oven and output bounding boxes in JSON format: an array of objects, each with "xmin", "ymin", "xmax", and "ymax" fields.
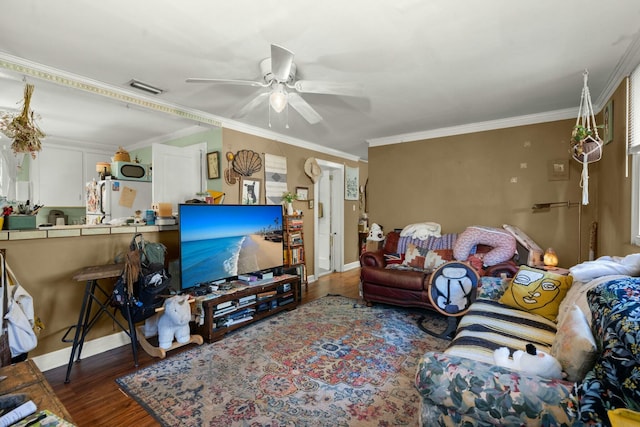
[{"xmin": 111, "ymin": 161, "xmax": 152, "ymax": 181}]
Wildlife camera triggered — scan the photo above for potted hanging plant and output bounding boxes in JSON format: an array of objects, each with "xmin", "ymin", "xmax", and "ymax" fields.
[
  {"xmin": 571, "ymin": 124, "xmax": 603, "ymax": 163},
  {"xmin": 0, "ymin": 84, "xmax": 45, "ymax": 159},
  {"xmin": 282, "ymin": 191, "xmax": 297, "ymax": 215}
]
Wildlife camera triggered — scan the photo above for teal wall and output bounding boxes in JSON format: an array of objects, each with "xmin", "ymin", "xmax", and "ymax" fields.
[
  {"xmin": 130, "ymin": 127, "xmax": 223, "ymax": 192},
  {"xmin": 19, "ymin": 127, "xmax": 223, "ymax": 225}
]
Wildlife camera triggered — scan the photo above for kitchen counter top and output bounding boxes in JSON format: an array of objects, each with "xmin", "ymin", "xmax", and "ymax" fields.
[{"xmin": 0, "ymin": 224, "xmax": 178, "ymax": 241}]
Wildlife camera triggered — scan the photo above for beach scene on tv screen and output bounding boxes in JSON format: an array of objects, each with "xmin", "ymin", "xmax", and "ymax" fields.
[{"xmin": 180, "ymin": 205, "xmax": 284, "ymax": 289}]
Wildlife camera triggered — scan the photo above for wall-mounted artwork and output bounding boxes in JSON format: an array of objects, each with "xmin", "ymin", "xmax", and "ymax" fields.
[
  {"xmin": 207, "ymin": 151, "xmax": 220, "ymax": 179},
  {"xmin": 548, "ymin": 159, "xmax": 570, "ymax": 181},
  {"xmin": 603, "ymin": 100, "xmax": 613, "ymax": 144},
  {"xmin": 240, "ymin": 177, "xmax": 262, "ymax": 205},
  {"xmin": 345, "ymin": 166, "xmax": 359, "ymax": 200}
]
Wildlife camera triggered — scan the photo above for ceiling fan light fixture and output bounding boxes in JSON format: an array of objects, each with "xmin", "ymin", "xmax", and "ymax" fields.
[{"xmin": 269, "ymin": 83, "xmax": 287, "ymax": 113}]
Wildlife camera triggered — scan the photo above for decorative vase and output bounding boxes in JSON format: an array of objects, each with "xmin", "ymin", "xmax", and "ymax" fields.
[{"xmin": 286, "ymin": 202, "xmax": 294, "ymax": 215}]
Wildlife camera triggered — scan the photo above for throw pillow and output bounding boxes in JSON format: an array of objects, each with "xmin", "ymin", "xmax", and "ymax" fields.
[
  {"xmin": 499, "ymin": 265, "xmax": 573, "ymax": 321},
  {"xmin": 454, "ymin": 225, "xmax": 516, "ymax": 266},
  {"xmin": 608, "ymin": 408, "xmax": 640, "ymax": 427},
  {"xmin": 383, "ymin": 253, "xmax": 404, "ymax": 265},
  {"xmin": 551, "ymin": 304, "xmax": 598, "ymax": 382},
  {"xmin": 477, "ymin": 276, "xmax": 508, "ymax": 300},
  {"xmin": 403, "ymin": 243, "xmax": 452, "ymax": 270},
  {"xmin": 403, "ymin": 243, "xmax": 428, "ymax": 268}
]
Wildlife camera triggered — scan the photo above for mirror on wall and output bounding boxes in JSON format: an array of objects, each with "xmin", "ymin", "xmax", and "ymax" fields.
[
  {"xmin": 0, "ymin": 66, "xmax": 210, "ymax": 153},
  {"xmin": 0, "ymin": 56, "xmax": 220, "ymax": 207}
]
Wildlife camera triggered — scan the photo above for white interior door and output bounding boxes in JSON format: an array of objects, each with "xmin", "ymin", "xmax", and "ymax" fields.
[
  {"xmin": 314, "ymin": 160, "xmax": 344, "ymax": 279},
  {"xmin": 317, "ymin": 170, "xmax": 332, "ymax": 275},
  {"xmin": 152, "ymin": 142, "xmax": 206, "ymax": 212}
]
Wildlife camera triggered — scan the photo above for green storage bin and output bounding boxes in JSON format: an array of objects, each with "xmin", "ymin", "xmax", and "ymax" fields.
[{"xmin": 4, "ymin": 215, "xmax": 37, "ymax": 230}]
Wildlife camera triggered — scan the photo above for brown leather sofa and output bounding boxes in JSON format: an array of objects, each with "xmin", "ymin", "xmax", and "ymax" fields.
[{"xmin": 359, "ymin": 231, "xmax": 518, "ymax": 310}]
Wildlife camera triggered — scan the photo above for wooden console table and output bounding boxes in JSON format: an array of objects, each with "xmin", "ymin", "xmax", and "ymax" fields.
[
  {"xmin": 196, "ymin": 275, "xmax": 300, "ymax": 343},
  {"xmin": 0, "ymin": 360, "xmax": 74, "ymax": 424}
]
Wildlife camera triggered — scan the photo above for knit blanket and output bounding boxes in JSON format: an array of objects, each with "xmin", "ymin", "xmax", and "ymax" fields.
[{"xmin": 396, "ymin": 233, "xmax": 458, "ymax": 255}]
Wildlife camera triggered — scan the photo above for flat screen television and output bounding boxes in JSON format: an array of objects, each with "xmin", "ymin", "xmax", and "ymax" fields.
[{"xmin": 178, "ymin": 203, "xmax": 284, "ymax": 292}]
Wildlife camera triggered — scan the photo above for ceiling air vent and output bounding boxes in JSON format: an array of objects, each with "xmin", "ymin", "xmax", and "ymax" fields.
[{"xmin": 128, "ymin": 79, "xmax": 164, "ymax": 95}]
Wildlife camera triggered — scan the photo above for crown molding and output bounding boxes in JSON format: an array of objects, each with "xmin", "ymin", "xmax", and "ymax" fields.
[
  {"xmin": 0, "ymin": 52, "xmax": 224, "ymax": 128},
  {"xmin": 126, "ymin": 125, "xmax": 211, "ymax": 151},
  {"xmin": 367, "ymin": 108, "xmax": 577, "ymax": 147},
  {"xmin": 0, "ymin": 52, "xmax": 362, "ymax": 162},
  {"xmin": 595, "ymin": 30, "xmax": 640, "ymax": 109},
  {"xmin": 369, "ymin": 31, "xmax": 640, "ymax": 148},
  {"xmin": 222, "ymin": 118, "xmax": 362, "ymax": 162}
]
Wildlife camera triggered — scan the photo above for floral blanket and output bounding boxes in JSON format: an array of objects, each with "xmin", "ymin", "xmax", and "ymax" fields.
[{"xmin": 575, "ymin": 276, "xmax": 640, "ymax": 425}]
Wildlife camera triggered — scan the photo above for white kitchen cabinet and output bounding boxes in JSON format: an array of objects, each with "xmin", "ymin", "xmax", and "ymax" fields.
[
  {"xmin": 152, "ymin": 142, "xmax": 206, "ymax": 211},
  {"xmin": 31, "ymin": 146, "xmax": 110, "ymax": 207}
]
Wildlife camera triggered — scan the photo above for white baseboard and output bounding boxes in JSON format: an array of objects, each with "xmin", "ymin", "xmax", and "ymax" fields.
[
  {"xmin": 343, "ymin": 261, "xmax": 360, "ymax": 271},
  {"xmin": 33, "ymin": 267, "xmax": 359, "ymax": 372},
  {"xmin": 32, "ymin": 331, "xmax": 131, "ymax": 373}
]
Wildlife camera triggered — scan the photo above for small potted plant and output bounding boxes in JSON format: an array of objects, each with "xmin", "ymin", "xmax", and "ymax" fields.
[
  {"xmin": 282, "ymin": 191, "xmax": 297, "ymax": 215},
  {"xmin": 571, "ymin": 124, "xmax": 603, "ymax": 163}
]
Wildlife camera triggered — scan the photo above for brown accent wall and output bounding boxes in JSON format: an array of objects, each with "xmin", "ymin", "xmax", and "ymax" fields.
[
  {"xmin": 597, "ymin": 79, "xmax": 637, "ymax": 256},
  {"xmin": 1, "ymin": 128, "xmax": 366, "ymax": 360},
  {"xmin": 367, "ymin": 119, "xmax": 599, "ymax": 265},
  {"xmin": 2, "ymin": 231, "xmax": 178, "ymax": 357},
  {"xmin": 221, "ymin": 128, "xmax": 366, "ymax": 273}
]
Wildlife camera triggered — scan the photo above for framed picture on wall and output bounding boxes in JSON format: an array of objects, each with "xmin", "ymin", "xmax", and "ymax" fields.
[
  {"xmin": 603, "ymin": 100, "xmax": 613, "ymax": 144},
  {"xmin": 345, "ymin": 166, "xmax": 359, "ymax": 200},
  {"xmin": 296, "ymin": 186, "xmax": 309, "ymax": 201},
  {"xmin": 548, "ymin": 158, "xmax": 570, "ymax": 181},
  {"xmin": 207, "ymin": 151, "xmax": 220, "ymax": 179},
  {"xmin": 240, "ymin": 177, "xmax": 262, "ymax": 205}
]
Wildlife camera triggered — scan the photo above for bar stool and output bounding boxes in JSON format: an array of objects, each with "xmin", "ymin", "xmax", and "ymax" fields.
[{"xmin": 63, "ymin": 263, "xmax": 138, "ymax": 383}]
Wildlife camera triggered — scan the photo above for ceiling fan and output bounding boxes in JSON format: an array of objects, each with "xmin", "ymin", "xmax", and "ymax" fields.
[{"xmin": 186, "ymin": 44, "xmax": 362, "ymax": 125}]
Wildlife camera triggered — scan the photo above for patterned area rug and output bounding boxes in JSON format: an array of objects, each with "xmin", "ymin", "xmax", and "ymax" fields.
[{"xmin": 116, "ymin": 295, "xmax": 449, "ymax": 426}]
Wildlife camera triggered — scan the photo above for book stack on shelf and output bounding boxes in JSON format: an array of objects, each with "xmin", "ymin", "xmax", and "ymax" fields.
[
  {"xmin": 284, "ymin": 214, "xmax": 305, "ymax": 267},
  {"xmin": 196, "ymin": 275, "xmax": 301, "ymax": 342},
  {"xmin": 237, "ymin": 271, "xmax": 274, "ymax": 285}
]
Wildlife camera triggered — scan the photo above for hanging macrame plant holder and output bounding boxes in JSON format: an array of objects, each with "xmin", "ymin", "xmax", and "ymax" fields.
[{"xmin": 571, "ymin": 70, "xmax": 603, "ymax": 205}]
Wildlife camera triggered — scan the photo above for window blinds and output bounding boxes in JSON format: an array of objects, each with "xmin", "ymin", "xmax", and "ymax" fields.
[{"xmin": 629, "ymin": 64, "xmax": 640, "ymax": 154}]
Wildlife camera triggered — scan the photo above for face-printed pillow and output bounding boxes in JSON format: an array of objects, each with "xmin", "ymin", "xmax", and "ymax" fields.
[{"xmin": 498, "ymin": 265, "xmax": 573, "ymax": 321}]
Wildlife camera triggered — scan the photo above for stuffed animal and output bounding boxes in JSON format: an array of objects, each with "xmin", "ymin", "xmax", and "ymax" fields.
[
  {"xmin": 368, "ymin": 223, "xmax": 384, "ymax": 241},
  {"xmin": 157, "ymin": 295, "xmax": 192, "ymax": 349},
  {"xmin": 493, "ymin": 344, "xmax": 564, "ymax": 379}
]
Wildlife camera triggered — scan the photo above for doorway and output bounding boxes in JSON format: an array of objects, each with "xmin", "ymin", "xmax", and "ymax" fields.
[{"xmin": 313, "ymin": 160, "xmax": 344, "ymax": 279}]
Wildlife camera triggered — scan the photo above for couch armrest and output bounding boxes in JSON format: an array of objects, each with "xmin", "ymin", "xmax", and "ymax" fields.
[
  {"xmin": 359, "ymin": 250, "xmax": 386, "ymax": 268},
  {"xmin": 415, "ymin": 352, "xmax": 578, "ymax": 426}
]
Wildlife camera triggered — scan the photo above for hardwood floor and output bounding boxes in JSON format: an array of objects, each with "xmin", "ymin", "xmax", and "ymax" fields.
[{"xmin": 43, "ymin": 269, "xmax": 362, "ymax": 426}]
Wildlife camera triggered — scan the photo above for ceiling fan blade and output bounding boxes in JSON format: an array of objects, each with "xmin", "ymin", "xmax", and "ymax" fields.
[
  {"xmin": 291, "ymin": 80, "xmax": 364, "ymax": 97},
  {"xmin": 186, "ymin": 78, "xmax": 267, "ymax": 87},
  {"xmin": 270, "ymin": 44, "xmax": 295, "ymax": 82},
  {"xmin": 288, "ymin": 93, "xmax": 322, "ymax": 124},
  {"xmin": 233, "ymin": 92, "xmax": 269, "ymax": 118}
]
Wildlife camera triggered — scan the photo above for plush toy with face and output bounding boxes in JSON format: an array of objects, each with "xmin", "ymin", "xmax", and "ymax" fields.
[
  {"xmin": 367, "ymin": 223, "xmax": 384, "ymax": 241},
  {"xmin": 493, "ymin": 344, "xmax": 564, "ymax": 379},
  {"xmin": 157, "ymin": 295, "xmax": 192, "ymax": 349}
]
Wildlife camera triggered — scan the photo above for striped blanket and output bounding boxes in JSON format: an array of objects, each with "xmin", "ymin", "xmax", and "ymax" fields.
[
  {"xmin": 444, "ymin": 299, "xmax": 557, "ymax": 365},
  {"xmin": 396, "ymin": 233, "xmax": 459, "ymax": 254}
]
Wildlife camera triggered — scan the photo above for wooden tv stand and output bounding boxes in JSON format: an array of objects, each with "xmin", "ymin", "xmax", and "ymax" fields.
[{"xmin": 195, "ymin": 274, "xmax": 300, "ymax": 343}]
